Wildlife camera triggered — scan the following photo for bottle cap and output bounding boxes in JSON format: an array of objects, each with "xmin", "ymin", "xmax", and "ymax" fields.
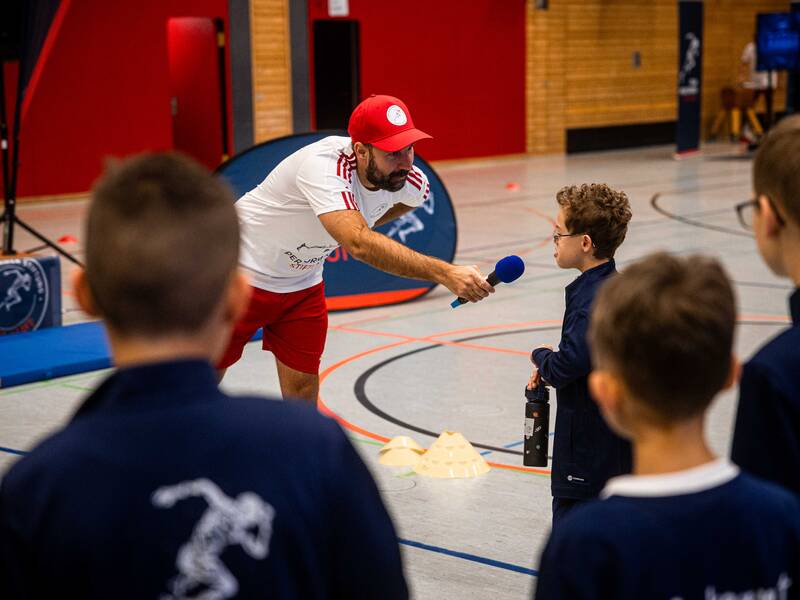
[{"xmin": 525, "ymin": 384, "xmax": 549, "ymax": 402}]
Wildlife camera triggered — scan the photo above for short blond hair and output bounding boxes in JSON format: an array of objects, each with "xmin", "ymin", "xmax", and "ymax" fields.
[
  {"xmin": 589, "ymin": 252, "xmax": 735, "ymax": 422},
  {"xmin": 87, "ymin": 153, "xmax": 239, "ymax": 336},
  {"xmin": 753, "ymin": 115, "xmax": 800, "ymax": 225}
]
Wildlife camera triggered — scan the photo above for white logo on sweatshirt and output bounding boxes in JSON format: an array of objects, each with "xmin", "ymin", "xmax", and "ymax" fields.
[
  {"xmin": 152, "ymin": 479, "xmax": 275, "ymax": 600},
  {"xmin": 670, "ymin": 572, "xmax": 793, "ymax": 600}
]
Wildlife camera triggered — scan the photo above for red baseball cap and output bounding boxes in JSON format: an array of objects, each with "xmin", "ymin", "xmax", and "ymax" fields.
[{"xmin": 348, "ymin": 94, "xmax": 432, "ymax": 152}]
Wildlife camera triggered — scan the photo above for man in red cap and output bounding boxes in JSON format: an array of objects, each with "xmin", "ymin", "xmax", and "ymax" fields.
[{"xmin": 218, "ymin": 94, "xmax": 494, "ymax": 402}]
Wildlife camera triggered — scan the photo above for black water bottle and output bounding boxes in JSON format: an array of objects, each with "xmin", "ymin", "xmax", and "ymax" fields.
[{"xmin": 523, "ymin": 384, "xmax": 550, "ymax": 467}]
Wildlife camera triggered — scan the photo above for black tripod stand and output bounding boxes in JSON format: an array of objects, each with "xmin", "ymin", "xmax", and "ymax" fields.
[{"xmin": 1, "ymin": 59, "xmax": 83, "ymax": 267}]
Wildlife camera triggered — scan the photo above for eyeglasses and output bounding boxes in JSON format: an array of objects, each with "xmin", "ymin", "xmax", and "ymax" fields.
[
  {"xmin": 552, "ymin": 231, "xmax": 584, "ymax": 244},
  {"xmin": 735, "ymin": 197, "xmax": 786, "ymax": 230},
  {"xmin": 735, "ymin": 199, "xmax": 758, "ymax": 229}
]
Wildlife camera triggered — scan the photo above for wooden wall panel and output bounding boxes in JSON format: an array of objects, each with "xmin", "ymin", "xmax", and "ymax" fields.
[
  {"xmin": 526, "ymin": 0, "xmax": 792, "ymax": 153},
  {"xmin": 563, "ymin": 0, "xmax": 677, "ymax": 129},
  {"xmin": 526, "ymin": 1, "xmax": 567, "ymax": 153},
  {"xmin": 250, "ymin": 0, "xmax": 293, "ymax": 143},
  {"xmin": 703, "ymin": 0, "xmax": 788, "ymax": 138}
]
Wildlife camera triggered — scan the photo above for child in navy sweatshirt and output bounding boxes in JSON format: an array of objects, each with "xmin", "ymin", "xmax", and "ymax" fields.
[
  {"xmin": 731, "ymin": 115, "xmax": 800, "ymax": 495},
  {"xmin": 528, "ymin": 183, "xmax": 632, "ymax": 525},
  {"xmin": 536, "ymin": 253, "xmax": 800, "ymax": 600}
]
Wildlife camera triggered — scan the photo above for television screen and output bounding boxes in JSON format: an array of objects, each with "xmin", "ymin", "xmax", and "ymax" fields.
[{"xmin": 756, "ymin": 12, "xmax": 800, "ymax": 71}]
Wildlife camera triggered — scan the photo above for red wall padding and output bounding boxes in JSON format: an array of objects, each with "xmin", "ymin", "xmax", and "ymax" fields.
[
  {"xmin": 307, "ymin": 0, "xmax": 526, "ymax": 161},
  {"xmin": 167, "ymin": 17, "xmax": 225, "ymax": 171},
  {"xmin": 15, "ymin": 0, "xmax": 230, "ymax": 197},
  {"xmin": 16, "ymin": 1, "xmax": 524, "ymax": 196}
]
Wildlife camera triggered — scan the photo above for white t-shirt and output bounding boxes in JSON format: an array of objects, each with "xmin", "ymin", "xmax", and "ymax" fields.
[
  {"xmin": 236, "ymin": 136, "xmax": 430, "ymax": 293},
  {"xmin": 741, "ymin": 42, "xmax": 777, "ymax": 90}
]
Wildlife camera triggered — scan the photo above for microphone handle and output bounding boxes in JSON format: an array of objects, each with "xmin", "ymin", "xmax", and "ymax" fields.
[{"xmin": 452, "ymin": 270, "xmax": 499, "ymax": 307}]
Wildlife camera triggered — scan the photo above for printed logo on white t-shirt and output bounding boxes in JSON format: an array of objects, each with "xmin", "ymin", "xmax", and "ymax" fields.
[
  {"xmin": 284, "ymin": 243, "xmax": 339, "ymax": 271},
  {"xmin": 386, "ymin": 105, "xmax": 407, "ymax": 126}
]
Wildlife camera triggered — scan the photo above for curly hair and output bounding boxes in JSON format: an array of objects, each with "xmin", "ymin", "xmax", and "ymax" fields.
[{"xmin": 556, "ymin": 184, "xmax": 632, "ymax": 259}]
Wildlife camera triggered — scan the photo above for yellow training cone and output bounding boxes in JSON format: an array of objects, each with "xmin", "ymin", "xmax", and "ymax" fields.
[
  {"xmin": 415, "ymin": 431, "xmax": 490, "ymax": 478},
  {"xmin": 379, "ymin": 436, "xmax": 425, "ymax": 467}
]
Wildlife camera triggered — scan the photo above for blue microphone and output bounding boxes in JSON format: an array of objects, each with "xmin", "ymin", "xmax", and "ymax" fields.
[{"xmin": 450, "ymin": 255, "xmax": 525, "ymax": 308}]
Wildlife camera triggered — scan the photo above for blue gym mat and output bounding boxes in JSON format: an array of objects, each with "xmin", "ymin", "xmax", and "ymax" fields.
[
  {"xmin": 0, "ymin": 322, "xmax": 111, "ymax": 388},
  {"xmin": 0, "ymin": 323, "xmax": 263, "ymax": 389}
]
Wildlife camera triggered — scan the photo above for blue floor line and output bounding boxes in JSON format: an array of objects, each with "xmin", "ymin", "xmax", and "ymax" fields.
[
  {"xmin": 481, "ymin": 436, "xmax": 547, "ymax": 457},
  {"xmin": 482, "ymin": 440, "xmax": 525, "ymax": 456},
  {"xmin": 399, "ymin": 539, "xmax": 538, "ymax": 577},
  {"xmin": 0, "ymin": 443, "xmax": 539, "ymax": 579},
  {"xmin": 0, "ymin": 446, "xmax": 27, "ymax": 456},
  {"xmin": 1, "ymin": 450, "xmax": 537, "ymax": 577}
]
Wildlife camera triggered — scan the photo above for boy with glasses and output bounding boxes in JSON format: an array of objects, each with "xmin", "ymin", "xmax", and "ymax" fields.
[
  {"xmin": 731, "ymin": 115, "xmax": 800, "ymax": 495},
  {"xmin": 535, "ymin": 253, "xmax": 800, "ymax": 599},
  {"xmin": 528, "ymin": 184, "xmax": 632, "ymax": 525}
]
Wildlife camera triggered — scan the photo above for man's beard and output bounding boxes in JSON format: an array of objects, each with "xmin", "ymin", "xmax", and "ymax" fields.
[{"xmin": 365, "ymin": 151, "xmax": 409, "ymax": 192}]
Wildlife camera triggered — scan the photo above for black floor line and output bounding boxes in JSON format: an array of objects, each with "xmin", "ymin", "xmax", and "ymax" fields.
[
  {"xmin": 353, "ymin": 326, "xmax": 561, "ymax": 456},
  {"xmin": 352, "ymin": 317, "xmax": 787, "ymax": 454},
  {"xmin": 650, "ymin": 193, "xmax": 753, "ymax": 238}
]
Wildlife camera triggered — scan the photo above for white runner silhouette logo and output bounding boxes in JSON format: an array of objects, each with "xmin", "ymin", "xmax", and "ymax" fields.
[
  {"xmin": 1, "ymin": 269, "xmax": 32, "ymax": 312},
  {"xmin": 678, "ymin": 32, "xmax": 701, "ymax": 96},
  {"xmin": 152, "ymin": 479, "xmax": 275, "ymax": 600},
  {"xmin": 386, "ymin": 194, "xmax": 435, "ymax": 243}
]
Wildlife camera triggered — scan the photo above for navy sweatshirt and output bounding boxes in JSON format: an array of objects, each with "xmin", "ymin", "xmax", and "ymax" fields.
[
  {"xmin": 532, "ymin": 260, "xmax": 632, "ymax": 500},
  {"xmin": 536, "ymin": 460, "xmax": 800, "ymax": 599},
  {"xmin": 0, "ymin": 360, "xmax": 408, "ymax": 599},
  {"xmin": 732, "ymin": 288, "xmax": 800, "ymax": 496}
]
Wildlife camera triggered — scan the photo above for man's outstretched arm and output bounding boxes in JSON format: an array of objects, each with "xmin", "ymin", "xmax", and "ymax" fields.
[
  {"xmin": 319, "ymin": 209, "xmax": 493, "ymax": 302},
  {"xmin": 373, "ymin": 203, "xmax": 416, "ymax": 227}
]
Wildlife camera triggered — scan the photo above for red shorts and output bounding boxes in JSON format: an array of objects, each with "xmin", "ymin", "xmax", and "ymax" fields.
[{"xmin": 217, "ymin": 282, "xmax": 328, "ymax": 374}]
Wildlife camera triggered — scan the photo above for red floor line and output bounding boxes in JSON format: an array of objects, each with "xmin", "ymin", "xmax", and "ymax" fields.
[
  {"xmin": 318, "ymin": 322, "xmax": 555, "ymax": 475},
  {"xmin": 334, "ymin": 313, "xmax": 393, "ymax": 328},
  {"xmin": 329, "ymin": 325, "xmax": 418, "ymax": 341},
  {"xmin": 417, "ymin": 338, "xmax": 529, "ymax": 356},
  {"xmin": 319, "ymin": 312, "xmax": 786, "ymax": 474},
  {"xmin": 425, "ymin": 320, "xmax": 564, "ymax": 339},
  {"xmin": 739, "ymin": 314, "xmax": 791, "ymax": 322},
  {"xmin": 522, "ymin": 206, "xmax": 558, "ymax": 227},
  {"xmin": 331, "ymin": 324, "xmax": 532, "ymax": 356}
]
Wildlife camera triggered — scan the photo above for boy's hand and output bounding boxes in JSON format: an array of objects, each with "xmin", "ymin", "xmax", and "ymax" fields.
[
  {"xmin": 531, "ymin": 344, "xmax": 554, "ymax": 363},
  {"xmin": 527, "ymin": 368, "xmax": 540, "ymax": 390}
]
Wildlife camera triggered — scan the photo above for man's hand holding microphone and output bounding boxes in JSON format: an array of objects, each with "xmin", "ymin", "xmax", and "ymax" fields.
[{"xmin": 449, "ymin": 255, "xmax": 525, "ymax": 308}]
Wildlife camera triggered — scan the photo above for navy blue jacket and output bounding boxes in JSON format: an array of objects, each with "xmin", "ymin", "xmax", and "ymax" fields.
[
  {"xmin": 732, "ymin": 288, "xmax": 800, "ymax": 496},
  {"xmin": 0, "ymin": 360, "xmax": 407, "ymax": 599},
  {"xmin": 536, "ymin": 463, "xmax": 800, "ymax": 599},
  {"xmin": 532, "ymin": 260, "xmax": 631, "ymax": 500}
]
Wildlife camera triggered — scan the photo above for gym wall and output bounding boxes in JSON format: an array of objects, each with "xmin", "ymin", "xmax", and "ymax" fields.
[
  {"xmin": 703, "ymin": 0, "xmax": 789, "ymax": 138},
  {"xmin": 303, "ymin": 0, "xmax": 527, "ymax": 161},
  {"xmin": 12, "ymin": 0, "xmax": 231, "ymax": 198},
  {"xmin": 527, "ymin": 0, "xmax": 790, "ymax": 154},
  {"xmin": 250, "ymin": 0, "xmax": 293, "ymax": 144},
  {"xmin": 10, "ymin": 0, "xmax": 794, "ymax": 199},
  {"xmin": 528, "ymin": 0, "xmax": 677, "ymax": 154}
]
